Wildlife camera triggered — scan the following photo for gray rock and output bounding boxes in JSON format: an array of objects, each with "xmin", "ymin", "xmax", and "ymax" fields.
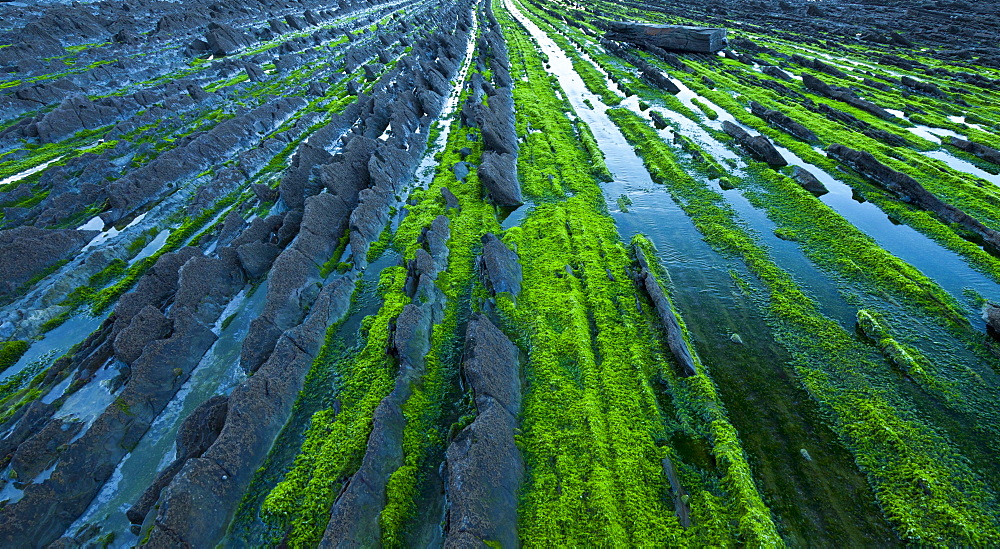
[
  {"xmin": 441, "ymin": 187, "xmax": 460, "ymax": 210},
  {"xmin": 721, "ymin": 120, "xmax": 787, "ymax": 167},
  {"xmin": 948, "ymin": 136, "xmax": 1000, "ymax": 165},
  {"xmin": 605, "ymin": 22, "xmax": 728, "ymax": 53},
  {"xmin": 453, "ymin": 161, "xmax": 471, "ymax": 181},
  {"xmin": 828, "ymin": 143, "xmax": 1000, "ymax": 255},
  {"xmin": 791, "ymin": 166, "xmax": 828, "ymax": 195},
  {"xmin": 479, "ymin": 233, "xmax": 522, "ymax": 297},
  {"xmin": 0, "ymin": 228, "xmax": 96, "ymax": 298},
  {"xmin": 477, "ymin": 152, "xmax": 523, "ymax": 207},
  {"xmin": 762, "ymin": 65, "xmax": 792, "ymax": 80},
  {"xmin": 636, "ymin": 249, "xmax": 698, "ymax": 377},
  {"xmin": 985, "ymin": 303, "xmax": 1000, "ymax": 334},
  {"xmin": 749, "ymin": 101, "xmax": 817, "ymax": 142},
  {"xmin": 146, "ymin": 274, "xmax": 356, "ymax": 547},
  {"xmin": 113, "ymin": 304, "xmax": 173, "ymax": 365},
  {"xmin": 443, "ymin": 314, "xmax": 522, "ymax": 547},
  {"xmin": 803, "ymin": 74, "xmax": 895, "ymax": 120},
  {"xmin": 204, "ymin": 23, "xmax": 254, "ymax": 57}
]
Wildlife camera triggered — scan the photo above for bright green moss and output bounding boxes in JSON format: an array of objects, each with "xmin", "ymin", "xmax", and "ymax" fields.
[
  {"xmin": 261, "ymin": 266, "xmax": 409, "ymax": 548},
  {"xmin": 498, "ymin": 3, "xmax": 783, "ymax": 545},
  {"xmin": 0, "ymin": 341, "xmax": 29, "ymax": 375},
  {"xmin": 607, "ymin": 103, "xmax": 1000, "ymax": 546}
]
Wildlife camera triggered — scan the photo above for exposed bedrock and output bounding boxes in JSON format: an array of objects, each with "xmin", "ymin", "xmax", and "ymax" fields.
[
  {"xmin": 0, "ymin": 225, "xmax": 253, "ymax": 544},
  {"xmin": 0, "ymin": 227, "xmax": 97, "ymax": 299},
  {"xmin": 948, "ymin": 137, "xmax": 1000, "ymax": 165},
  {"xmin": 0, "ymin": 315, "xmax": 218, "ymax": 546},
  {"xmin": 239, "ymin": 191, "xmax": 353, "ymax": 373},
  {"xmin": 985, "ymin": 303, "xmax": 1000, "ymax": 335},
  {"xmin": 721, "ymin": 120, "xmax": 787, "ymax": 167},
  {"xmin": 605, "ymin": 22, "xmax": 728, "ymax": 53},
  {"xmin": 809, "ymin": 102, "xmax": 907, "ymax": 147},
  {"xmin": 636, "ymin": 247, "xmax": 698, "ymax": 377},
  {"xmin": 749, "ymin": 101, "xmax": 817, "ymax": 143},
  {"xmin": 102, "ymin": 97, "xmax": 306, "ymax": 224},
  {"xmin": 802, "ymin": 73, "xmax": 895, "ymax": 121},
  {"xmin": 478, "ymin": 152, "xmax": 523, "ymax": 207},
  {"xmin": 112, "ymin": 304, "xmax": 173, "ymax": 365},
  {"xmin": 475, "ymin": 87, "xmax": 518, "ymax": 155},
  {"xmin": 320, "ymin": 216, "xmax": 451, "ymax": 547},
  {"xmin": 478, "ymin": 232, "xmax": 522, "ymax": 298},
  {"xmin": 126, "ymin": 395, "xmax": 229, "ymax": 527},
  {"xmin": 900, "ymin": 76, "xmax": 944, "ymax": 98},
  {"xmin": 600, "ymin": 38, "xmax": 680, "ymax": 94},
  {"xmin": 443, "ymin": 313, "xmax": 522, "ymax": 548},
  {"xmin": 828, "ymin": 143, "xmax": 1000, "ymax": 255},
  {"xmin": 791, "ymin": 166, "xmax": 828, "ymax": 196},
  {"xmin": 146, "ymin": 273, "xmax": 356, "ymax": 547}
]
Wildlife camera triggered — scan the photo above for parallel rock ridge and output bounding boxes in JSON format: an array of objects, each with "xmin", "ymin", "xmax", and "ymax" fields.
[
  {"xmin": 1, "ymin": 0, "xmax": 1000, "ymax": 545},
  {"xmin": 605, "ymin": 22, "xmax": 728, "ymax": 53}
]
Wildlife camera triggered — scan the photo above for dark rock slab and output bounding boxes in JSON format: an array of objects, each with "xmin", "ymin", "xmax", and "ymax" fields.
[
  {"xmin": 948, "ymin": 136, "xmax": 1000, "ymax": 165},
  {"xmin": 113, "ymin": 304, "xmax": 173, "ymax": 365},
  {"xmin": 478, "ymin": 233, "xmax": 522, "ymax": 298},
  {"xmin": 722, "ymin": 120, "xmax": 787, "ymax": 167},
  {"xmin": 477, "ymin": 152, "xmax": 523, "ymax": 207},
  {"xmin": 791, "ymin": 166, "xmax": 828, "ymax": 195},
  {"xmin": 802, "ymin": 74, "xmax": 895, "ymax": 120},
  {"xmin": 443, "ymin": 314, "xmax": 522, "ymax": 547},
  {"xmin": 606, "ymin": 22, "xmax": 728, "ymax": 53},
  {"xmin": 636, "ymin": 250, "xmax": 698, "ymax": 377},
  {"xmin": 0, "ymin": 227, "xmax": 96, "ymax": 298},
  {"xmin": 828, "ymin": 143, "xmax": 1000, "ymax": 255},
  {"xmin": 146, "ymin": 274, "xmax": 356, "ymax": 547},
  {"xmin": 749, "ymin": 101, "xmax": 817, "ymax": 142}
]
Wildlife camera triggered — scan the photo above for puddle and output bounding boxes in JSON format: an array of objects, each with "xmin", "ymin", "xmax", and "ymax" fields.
[
  {"xmin": 128, "ymin": 228, "xmax": 169, "ymax": 265},
  {"xmin": 764, "ymin": 141, "xmax": 1000, "ymax": 318}
]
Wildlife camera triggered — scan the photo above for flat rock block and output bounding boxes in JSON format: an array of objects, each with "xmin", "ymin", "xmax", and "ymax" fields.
[{"xmin": 606, "ymin": 23, "xmax": 728, "ymax": 53}]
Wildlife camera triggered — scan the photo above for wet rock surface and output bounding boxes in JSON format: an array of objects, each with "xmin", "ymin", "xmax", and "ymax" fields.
[
  {"xmin": 828, "ymin": 143, "xmax": 1000, "ymax": 254},
  {"xmin": 722, "ymin": 120, "xmax": 787, "ymax": 167},
  {"xmin": 3, "ymin": 0, "xmax": 1000, "ymax": 545},
  {"xmin": 605, "ymin": 22, "xmax": 728, "ymax": 53},
  {"xmin": 443, "ymin": 314, "xmax": 523, "ymax": 548}
]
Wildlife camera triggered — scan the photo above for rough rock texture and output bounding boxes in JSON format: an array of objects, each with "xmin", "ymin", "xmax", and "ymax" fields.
[
  {"xmin": 985, "ymin": 303, "xmax": 1000, "ymax": 334},
  {"xmin": 478, "ymin": 152, "xmax": 523, "ymax": 207},
  {"xmin": 948, "ymin": 137, "xmax": 1000, "ymax": 165},
  {"xmin": 126, "ymin": 395, "xmax": 228, "ymax": 526},
  {"xmin": 479, "ymin": 232, "xmax": 522, "ymax": 297},
  {"xmin": 791, "ymin": 166, "xmax": 828, "ymax": 196},
  {"xmin": 802, "ymin": 73, "xmax": 895, "ymax": 120},
  {"xmin": 749, "ymin": 101, "xmax": 817, "ymax": 143},
  {"xmin": 0, "ymin": 228, "xmax": 96, "ymax": 297},
  {"xmin": 606, "ymin": 22, "xmax": 728, "ymax": 53},
  {"xmin": 722, "ymin": 121, "xmax": 787, "ymax": 167},
  {"xmin": 828, "ymin": 144, "xmax": 1000, "ymax": 255},
  {"xmin": 112, "ymin": 304, "xmax": 173, "ymax": 365},
  {"xmin": 443, "ymin": 314, "xmax": 522, "ymax": 547},
  {"xmin": 320, "ymin": 218, "xmax": 451, "ymax": 547},
  {"xmin": 636, "ymin": 250, "xmax": 698, "ymax": 377},
  {"xmin": 146, "ymin": 274, "xmax": 356, "ymax": 547}
]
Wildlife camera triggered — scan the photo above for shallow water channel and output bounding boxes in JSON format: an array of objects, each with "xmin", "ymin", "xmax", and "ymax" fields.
[
  {"xmin": 505, "ymin": 0, "xmax": 898, "ymax": 544},
  {"xmin": 65, "ymin": 281, "xmax": 266, "ymax": 546}
]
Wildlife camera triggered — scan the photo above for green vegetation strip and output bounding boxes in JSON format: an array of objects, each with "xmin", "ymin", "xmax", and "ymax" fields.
[
  {"xmin": 499, "ymin": 3, "xmax": 781, "ymax": 545},
  {"xmin": 0, "ymin": 341, "xmax": 28, "ymax": 375},
  {"xmin": 607, "ymin": 106, "xmax": 1000, "ymax": 544}
]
